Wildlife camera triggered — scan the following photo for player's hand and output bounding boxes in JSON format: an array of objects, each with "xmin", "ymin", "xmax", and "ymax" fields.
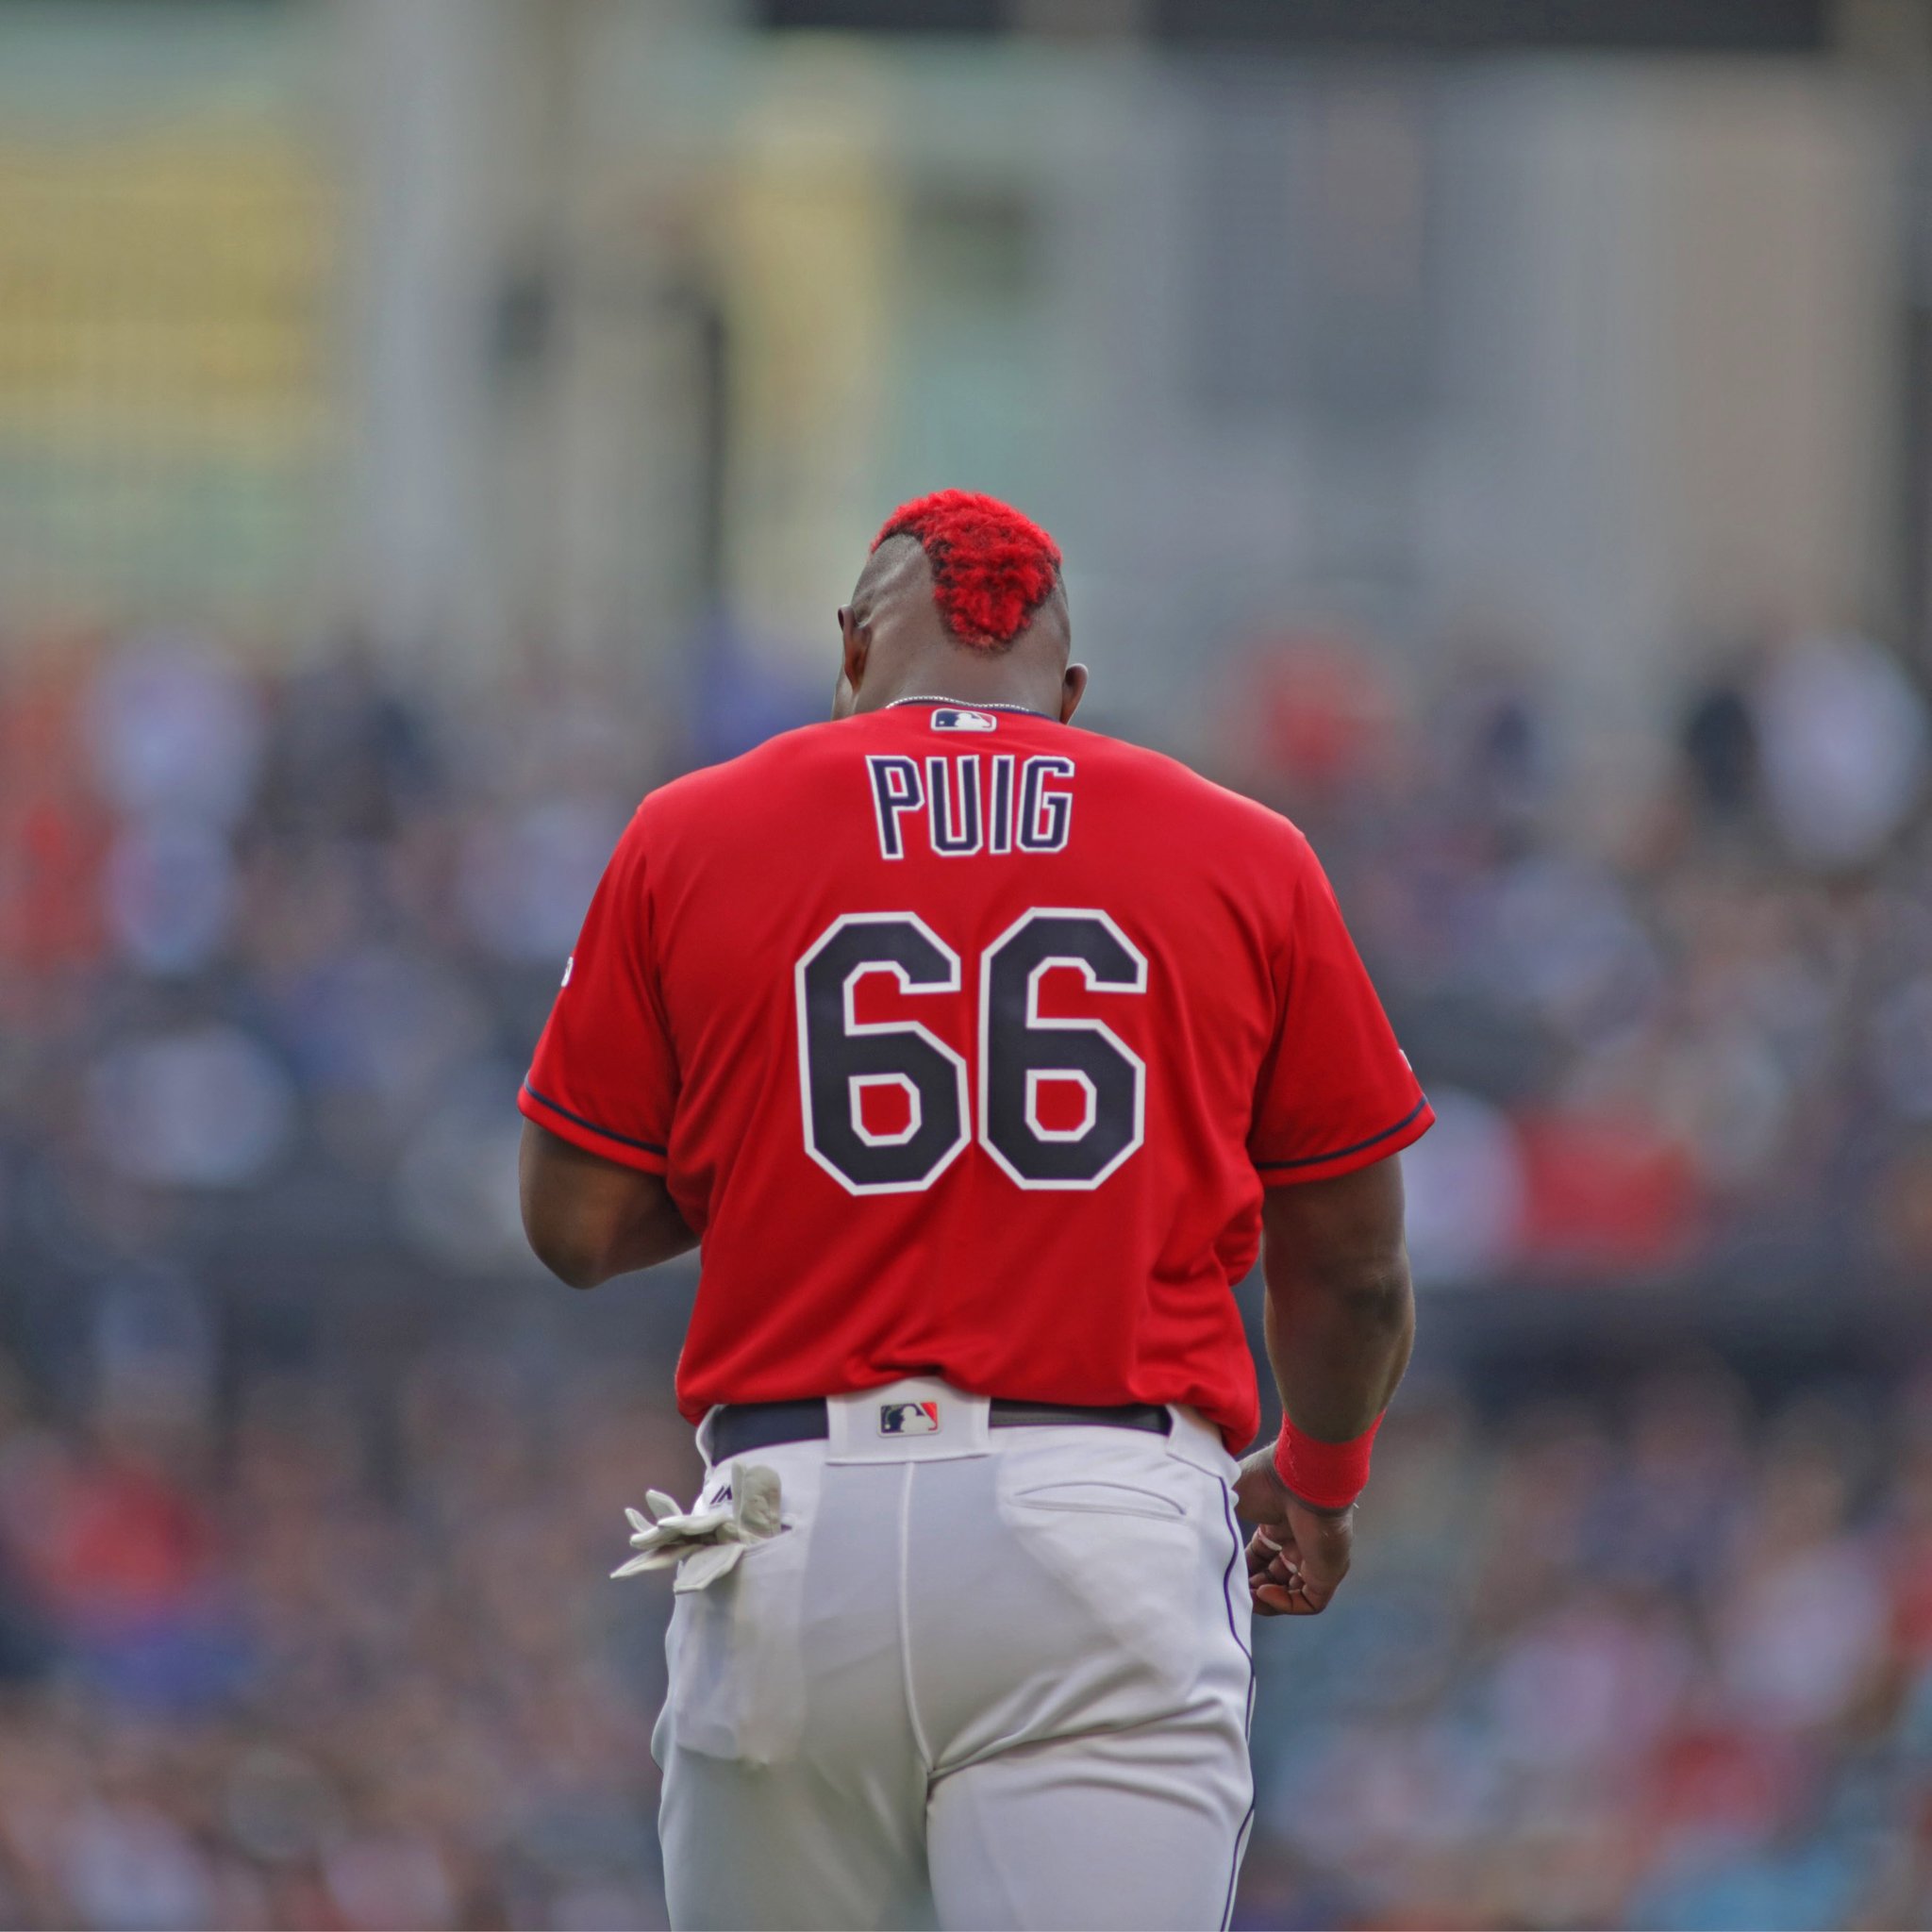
[{"xmin": 1232, "ymin": 1449, "xmax": 1355, "ymax": 1617}]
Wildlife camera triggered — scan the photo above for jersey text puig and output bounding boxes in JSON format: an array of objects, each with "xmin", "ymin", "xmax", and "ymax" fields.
[{"xmin": 867, "ymin": 752, "xmax": 1074, "ymax": 859}]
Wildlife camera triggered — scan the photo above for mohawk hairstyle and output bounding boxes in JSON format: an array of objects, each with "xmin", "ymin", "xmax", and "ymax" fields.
[{"xmin": 872, "ymin": 490, "xmax": 1062, "ymax": 650}]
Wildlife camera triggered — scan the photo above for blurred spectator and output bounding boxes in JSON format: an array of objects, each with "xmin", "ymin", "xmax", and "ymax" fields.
[
  {"xmin": 1682, "ymin": 661, "xmax": 1761, "ymax": 823},
  {"xmin": 1757, "ymin": 632, "xmax": 1929, "ymax": 872}
]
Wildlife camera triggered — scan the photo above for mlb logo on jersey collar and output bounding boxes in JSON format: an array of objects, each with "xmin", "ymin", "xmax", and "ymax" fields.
[
  {"xmin": 879, "ymin": 1400, "xmax": 941, "ymax": 1437},
  {"xmin": 931, "ymin": 708, "xmax": 997, "ymax": 733}
]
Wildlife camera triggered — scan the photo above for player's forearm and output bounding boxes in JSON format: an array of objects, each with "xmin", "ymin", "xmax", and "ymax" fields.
[
  {"xmin": 1261, "ymin": 1258, "xmax": 1411, "ymax": 1441},
  {"xmin": 1257, "ymin": 1156, "xmax": 1414, "ymax": 1442}
]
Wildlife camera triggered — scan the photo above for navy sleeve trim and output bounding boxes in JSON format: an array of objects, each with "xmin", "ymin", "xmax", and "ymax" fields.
[
  {"xmin": 1254, "ymin": 1095, "xmax": 1429, "ymax": 1172},
  {"xmin": 521, "ymin": 1080, "xmax": 668, "ymax": 1158}
]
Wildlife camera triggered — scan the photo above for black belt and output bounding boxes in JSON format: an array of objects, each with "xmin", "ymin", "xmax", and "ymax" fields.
[{"xmin": 710, "ymin": 1396, "xmax": 1171, "ymax": 1462}]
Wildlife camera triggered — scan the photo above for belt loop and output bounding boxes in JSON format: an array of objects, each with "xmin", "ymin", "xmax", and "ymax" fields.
[{"xmin": 1163, "ymin": 1407, "xmax": 1239, "ymax": 1482}]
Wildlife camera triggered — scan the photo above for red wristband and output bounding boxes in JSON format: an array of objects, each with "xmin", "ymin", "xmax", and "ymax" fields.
[{"xmin": 1274, "ymin": 1413, "xmax": 1383, "ymax": 1510}]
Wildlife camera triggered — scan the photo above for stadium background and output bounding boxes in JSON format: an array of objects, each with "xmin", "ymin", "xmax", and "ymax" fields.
[{"xmin": 2, "ymin": 1, "xmax": 1932, "ymax": 1925}]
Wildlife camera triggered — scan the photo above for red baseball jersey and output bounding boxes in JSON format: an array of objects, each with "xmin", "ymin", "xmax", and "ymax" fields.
[{"xmin": 520, "ymin": 698, "xmax": 1431, "ymax": 1453}]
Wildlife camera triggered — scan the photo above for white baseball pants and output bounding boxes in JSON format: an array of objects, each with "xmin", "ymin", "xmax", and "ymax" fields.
[{"xmin": 653, "ymin": 1378, "xmax": 1256, "ymax": 1931}]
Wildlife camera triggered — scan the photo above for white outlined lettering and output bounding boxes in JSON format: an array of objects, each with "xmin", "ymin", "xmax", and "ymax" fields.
[
  {"xmin": 926, "ymin": 755, "xmax": 984, "ymax": 856},
  {"xmin": 1017, "ymin": 756, "xmax": 1075, "ymax": 853},
  {"xmin": 865, "ymin": 752, "xmax": 1074, "ymax": 858},
  {"xmin": 867, "ymin": 756, "xmax": 924, "ymax": 860}
]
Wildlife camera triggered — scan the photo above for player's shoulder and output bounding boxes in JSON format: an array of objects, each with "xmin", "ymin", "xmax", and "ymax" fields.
[
  {"xmin": 1075, "ymin": 726, "xmax": 1314, "ymax": 856},
  {"xmin": 629, "ymin": 719, "xmax": 843, "ymax": 824}
]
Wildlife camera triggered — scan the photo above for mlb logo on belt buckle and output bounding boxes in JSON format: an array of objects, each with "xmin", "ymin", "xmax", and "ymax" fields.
[
  {"xmin": 879, "ymin": 1400, "xmax": 941, "ymax": 1437},
  {"xmin": 931, "ymin": 708, "xmax": 996, "ymax": 733}
]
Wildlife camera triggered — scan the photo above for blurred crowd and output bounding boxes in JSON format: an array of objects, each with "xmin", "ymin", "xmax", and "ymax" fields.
[
  {"xmin": 1227, "ymin": 623, "xmax": 1932, "ymax": 1290},
  {"xmin": 0, "ymin": 1345, "xmax": 1928, "ymax": 1928},
  {"xmin": 1245, "ymin": 1368, "xmax": 1932, "ymax": 1929},
  {"xmin": 0, "ymin": 631, "xmax": 687, "ymax": 1291},
  {"xmin": 0, "ymin": 1343, "xmax": 700, "ymax": 1929},
  {"xmin": 5, "ymin": 618, "xmax": 1932, "ymax": 1293},
  {"xmin": 1, "ymin": 618, "xmax": 1931, "ymax": 1927}
]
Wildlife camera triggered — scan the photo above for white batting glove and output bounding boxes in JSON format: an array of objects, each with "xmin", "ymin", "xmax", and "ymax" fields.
[{"xmin": 611, "ymin": 1463, "xmax": 784, "ymax": 1592}]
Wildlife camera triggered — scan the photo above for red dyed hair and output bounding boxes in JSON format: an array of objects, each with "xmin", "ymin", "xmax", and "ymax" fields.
[{"xmin": 872, "ymin": 490, "xmax": 1062, "ymax": 649}]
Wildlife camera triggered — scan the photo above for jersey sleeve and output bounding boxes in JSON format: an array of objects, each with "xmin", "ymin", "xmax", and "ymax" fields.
[
  {"xmin": 518, "ymin": 808, "xmax": 675, "ymax": 1175},
  {"xmin": 1248, "ymin": 833, "xmax": 1433, "ymax": 1187}
]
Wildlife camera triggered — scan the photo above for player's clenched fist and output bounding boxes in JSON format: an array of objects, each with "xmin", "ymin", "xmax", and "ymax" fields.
[{"xmin": 1234, "ymin": 1450, "xmax": 1356, "ymax": 1617}]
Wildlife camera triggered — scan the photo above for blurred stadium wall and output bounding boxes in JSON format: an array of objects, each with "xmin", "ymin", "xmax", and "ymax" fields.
[{"xmin": 0, "ymin": 2, "xmax": 1908, "ymax": 712}]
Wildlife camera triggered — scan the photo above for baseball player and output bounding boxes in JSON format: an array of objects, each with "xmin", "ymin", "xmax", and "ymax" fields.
[{"xmin": 517, "ymin": 491, "xmax": 1431, "ymax": 1930}]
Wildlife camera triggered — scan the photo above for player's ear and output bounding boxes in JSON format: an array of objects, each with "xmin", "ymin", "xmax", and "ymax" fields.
[
  {"xmin": 1059, "ymin": 661, "xmax": 1089, "ymax": 723},
  {"xmin": 839, "ymin": 607, "xmax": 870, "ymax": 694}
]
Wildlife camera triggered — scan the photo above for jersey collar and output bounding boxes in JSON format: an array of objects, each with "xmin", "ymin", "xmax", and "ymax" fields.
[{"xmin": 885, "ymin": 695, "xmax": 1058, "ymax": 720}]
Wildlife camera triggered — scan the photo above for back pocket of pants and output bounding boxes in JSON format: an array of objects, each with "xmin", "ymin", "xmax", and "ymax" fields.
[
  {"xmin": 660, "ymin": 1522, "xmax": 807, "ymax": 1767},
  {"xmin": 1009, "ymin": 1479, "xmax": 1189, "ymax": 1522}
]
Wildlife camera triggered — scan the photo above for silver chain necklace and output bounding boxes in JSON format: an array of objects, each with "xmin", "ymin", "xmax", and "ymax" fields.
[{"xmin": 886, "ymin": 695, "xmax": 1053, "ymax": 718}]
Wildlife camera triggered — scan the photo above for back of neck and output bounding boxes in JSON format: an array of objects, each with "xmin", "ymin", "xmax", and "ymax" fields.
[{"xmin": 863, "ymin": 643, "xmax": 1060, "ymax": 718}]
